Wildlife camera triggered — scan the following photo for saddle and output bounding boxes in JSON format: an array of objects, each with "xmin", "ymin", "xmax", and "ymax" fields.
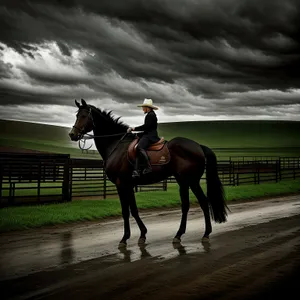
[{"xmin": 127, "ymin": 137, "xmax": 170, "ymax": 166}]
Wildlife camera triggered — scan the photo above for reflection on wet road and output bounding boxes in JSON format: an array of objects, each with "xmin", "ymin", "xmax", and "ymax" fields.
[{"xmin": 0, "ymin": 195, "xmax": 299, "ymax": 280}]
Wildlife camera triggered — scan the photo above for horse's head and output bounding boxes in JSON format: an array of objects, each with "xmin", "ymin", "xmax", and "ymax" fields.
[{"xmin": 69, "ymin": 99, "xmax": 94, "ymax": 141}]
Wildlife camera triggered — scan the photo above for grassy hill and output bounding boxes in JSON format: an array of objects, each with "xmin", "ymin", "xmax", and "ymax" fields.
[
  {"xmin": 159, "ymin": 120, "xmax": 300, "ymax": 148},
  {"xmin": 158, "ymin": 120, "xmax": 300, "ymax": 157},
  {"xmin": 0, "ymin": 119, "xmax": 84, "ymax": 157},
  {"xmin": 1, "ymin": 119, "xmax": 300, "ymax": 159}
]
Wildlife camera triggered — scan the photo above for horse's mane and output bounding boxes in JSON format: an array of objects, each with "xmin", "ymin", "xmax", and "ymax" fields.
[{"xmin": 90, "ymin": 105, "xmax": 129, "ymax": 133}]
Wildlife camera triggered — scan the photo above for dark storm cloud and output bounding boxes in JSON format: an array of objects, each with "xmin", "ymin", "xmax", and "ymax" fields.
[
  {"xmin": 19, "ymin": 65, "xmax": 92, "ymax": 86},
  {"xmin": 56, "ymin": 42, "xmax": 72, "ymax": 57},
  {"xmin": 0, "ymin": 0, "xmax": 300, "ymax": 119},
  {"xmin": 226, "ymin": 90, "xmax": 300, "ymax": 107}
]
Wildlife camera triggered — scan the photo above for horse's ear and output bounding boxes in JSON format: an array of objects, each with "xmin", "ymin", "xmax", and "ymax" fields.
[
  {"xmin": 81, "ymin": 99, "xmax": 87, "ymax": 106},
  {"xmin": 75, "ymin": 99, "xmax": 80, "ymax": 108}
]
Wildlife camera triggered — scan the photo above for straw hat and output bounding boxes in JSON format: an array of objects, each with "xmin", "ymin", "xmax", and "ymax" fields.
[{"xmin": 137, "ymin": 98, "xmax": 159, "ymax": 110}]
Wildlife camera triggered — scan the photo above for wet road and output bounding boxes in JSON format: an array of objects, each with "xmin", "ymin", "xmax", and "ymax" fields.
[{"xmin": 1, "ymin": 195, "xmax": 300, "ymax": 299}]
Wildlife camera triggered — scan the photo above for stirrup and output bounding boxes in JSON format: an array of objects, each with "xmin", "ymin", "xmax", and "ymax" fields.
[
  {"xmin": 132, "ymin": 170, "xmax": 140, "ymax": 178},
  {"xmin": 142, "ymin": 167, "xmax": 152, "ymax": 175}
]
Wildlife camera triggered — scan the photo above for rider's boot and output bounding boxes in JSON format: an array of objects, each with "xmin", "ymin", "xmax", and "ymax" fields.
[
  {"xmin": 140, "ymin": 149, "xmax": 152, "ymax": 175},
  {"xmin": 132, "ymin": 156, "xmax": 141, "ymax": 178}
]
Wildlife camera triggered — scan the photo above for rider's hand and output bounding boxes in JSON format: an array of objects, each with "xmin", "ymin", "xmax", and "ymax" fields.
[{"xmin": 127, "ymin": 127, "xmax": 133, "ymax": 133}]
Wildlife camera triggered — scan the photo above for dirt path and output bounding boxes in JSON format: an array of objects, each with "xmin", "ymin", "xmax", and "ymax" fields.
[{"xmin": 1, "ymin": 195, "xmax": 300, "ymax": 300}]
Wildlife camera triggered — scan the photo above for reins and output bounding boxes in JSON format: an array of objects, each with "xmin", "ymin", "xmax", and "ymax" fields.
[
  {"xmin": 79, "ymin": 132, "xmax": 136, "ymax": 164},
  {"xmin": 106, "ymin": 132, "xmax": 130, "ymax": 159},
  {"xmin": 80, "ymin": 132, "xmax": 127, "ymax": 139}
]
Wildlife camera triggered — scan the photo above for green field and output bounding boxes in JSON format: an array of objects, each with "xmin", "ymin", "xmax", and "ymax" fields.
[
  {"xmin": 1, "ymin": 119, "xmax": 300, "ymax": 159},
  {"xmin": 159, "ymin": 120, "xmax": 300, "ymax": 158},
  {"xmin": 1, "ymin": 179, "xmax": 300, "ymax": 232},
  {"xmin": 159, "ymin": 120, "xmax": 300, "ymax": 148}
]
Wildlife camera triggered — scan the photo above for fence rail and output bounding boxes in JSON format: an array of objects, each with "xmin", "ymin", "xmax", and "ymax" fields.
[
  {"xmin": 70, "ymin": 158, "xmax": 115, "ymax": 199},
  {"xmin": 0, "ymin": 153, "xmax": 299, "ymax": 207}
]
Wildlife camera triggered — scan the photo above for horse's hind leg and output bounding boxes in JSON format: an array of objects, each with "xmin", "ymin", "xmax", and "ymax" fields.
[
  {"xmin": 190, "ymin": 182, "xmax": 212, "ymax": 241},
  {"xmin": 173, "ymin": 182, "xmax": 190, "ymax": 243}
]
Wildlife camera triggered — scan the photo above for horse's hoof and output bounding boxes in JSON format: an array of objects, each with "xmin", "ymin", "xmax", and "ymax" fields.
[
  {"xmin": 202, "ymin": 236, "xmax": 210, "ymax": 242},
  {"xmin": 118, "ymin": 242, "xmax": 127, "ymax": 248},
  {"xmin": 173, "ymin": 237, "xmax": 181, "ymax": 243},
  {"xmin": 138, "ymin": 237, "xmax": 146, "ymax": 245}
]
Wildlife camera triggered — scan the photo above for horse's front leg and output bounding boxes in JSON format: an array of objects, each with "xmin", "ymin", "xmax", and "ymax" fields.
[
  {"xmin": 117, "ymin": 183, "xmax": 148, "ymax": 246},
  {"xmin": 128, "ymin": 188, "xmax": 148, "ymax": 245},
  {"xmin": 117, "ymin": 185, "xmax": 131, "ymax": 247}
]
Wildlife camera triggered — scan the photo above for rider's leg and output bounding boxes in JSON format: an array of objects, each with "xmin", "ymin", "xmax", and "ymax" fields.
[
  {"xmin": 132, "ymin": 138, "xmax": 151, "ymax": 178},
  {"xmin": 139, "ymin": 148, "xmax": 152, "ymax": 175},
  {"xmin": 132, "ymin": 154, "xmax": 141, "ymax": 178},
  {"xmin": 137, "ymin": 138, "xmax": 152, "ymax": 175}
]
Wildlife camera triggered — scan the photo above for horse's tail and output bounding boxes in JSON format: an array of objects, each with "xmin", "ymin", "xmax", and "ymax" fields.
[{"xmin": 200, "ymin": 145, "xmax": 229, "ymax": 223}]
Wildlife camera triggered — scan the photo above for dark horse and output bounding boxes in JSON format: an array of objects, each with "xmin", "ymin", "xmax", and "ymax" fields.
[{"xmin": 69, "ymin": 99, "xmax": 229, "ymax": 247}]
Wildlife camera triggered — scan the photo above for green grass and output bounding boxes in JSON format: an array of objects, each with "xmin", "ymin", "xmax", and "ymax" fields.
[{"xmin": 1, "ymin": 179, "xmax": 300, "ymax": 232}]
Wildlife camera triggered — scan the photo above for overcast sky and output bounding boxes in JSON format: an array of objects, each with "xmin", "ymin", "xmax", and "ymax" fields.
[{"xmin": 1, "ymin": 0, "xmax": 300, "ymax": 128}]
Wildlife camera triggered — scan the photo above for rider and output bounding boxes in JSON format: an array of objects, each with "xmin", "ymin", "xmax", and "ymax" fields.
[{"xmin": 127, "ymin": 98, "xmax": 160, "ymax": 178}]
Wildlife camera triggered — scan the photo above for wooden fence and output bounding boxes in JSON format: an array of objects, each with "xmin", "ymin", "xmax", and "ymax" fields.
[
  {"xmin": 70, "ymin": 159, "xmax": 114, "ymax": 199},
  {"xmin": 0, "ymin": 153, "xmax": 71, "ymax": 206},
  {"xmin": 167, "ymin": 157, "xmax": 300, "ymax": 185},
  {"xmin": 0, "ymin": 153, "xmax": 299, "ymax": 207},
  {"xmin": 0, "ymin": 154, "xmax": 166, "ymax": 206}
]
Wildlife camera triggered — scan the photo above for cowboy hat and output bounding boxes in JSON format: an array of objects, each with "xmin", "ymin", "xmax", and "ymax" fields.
[{"xmin": 137, "ymin": 98, "xmax": 159, "ymax": 110}]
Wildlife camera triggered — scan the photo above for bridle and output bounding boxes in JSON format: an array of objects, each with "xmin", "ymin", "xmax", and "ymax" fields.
[{"xmin": 72, "ymin": 106, "xmax": 95, "ymax": 140}]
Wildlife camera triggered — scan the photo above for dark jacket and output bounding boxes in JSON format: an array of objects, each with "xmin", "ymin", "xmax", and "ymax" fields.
[{"xmin": 135, "ymin": 110, "xmax": 160, "ymax": 143}]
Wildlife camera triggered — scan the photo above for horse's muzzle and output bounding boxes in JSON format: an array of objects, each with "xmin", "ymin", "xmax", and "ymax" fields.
[{"xmin": 69, "ymin": 131, "xmax": 81, "ymax": 141}]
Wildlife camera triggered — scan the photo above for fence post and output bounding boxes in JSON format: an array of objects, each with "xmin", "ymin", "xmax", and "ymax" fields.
[
  {"xmin": 228, "ymin": 159, "xmax": 232, "ymax": 185},
  {"xmin": 103, "ymin": 172, "xmax": 107, "ymax": 199},
  {"xmin": 0, "ymin": 162, "xmax": 2, "ymax": 203},
  {"xmin": 69, "ymin": 160, "xmax": 73, "ymax": 201},
  {"xmin": 275, "ymin": 160, "xmax": 279, "ymax": 183},
  {"xmin": 257, "ymin": 162, "xmax": 260, "ymax": 184},
  {"xmin": 278, "ymin": 157, "xmax": 282, "ymax": 181},
  {"xmin": 232, "ymin": 160, "xmax": 235, "ymax": 186},
  {"xmin": 163, "ymin": 179, "xmax": 167, "ymax": 191},
  {"xmin": 293, "ymin": 159, "xmax": 296, "ymax": 180},
  {"xmin": 38, "ymin": 161, "xmax": 41, "ymax": 202},
  {"xmin": 63, "ymin": 158, "xmax": 71, "ymax": 202},
  {"xmin": 8, "ymin": 182, "xmax": 15, "ymax": 205}
]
